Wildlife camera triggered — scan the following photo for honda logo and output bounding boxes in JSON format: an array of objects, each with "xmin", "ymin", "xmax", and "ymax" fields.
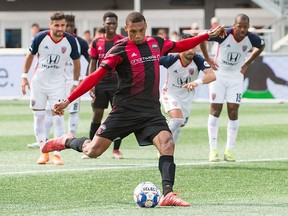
[
  {"xmin": 47, "ymin": 54, "xmax": 60, "ymax": 64},
  {"xmin": 177, "ymin": 77, "xmax": 191, "ymax": 85},
  {"xmin": 227, "ymin": 52, "xmax": 241, "ymax": 62}
]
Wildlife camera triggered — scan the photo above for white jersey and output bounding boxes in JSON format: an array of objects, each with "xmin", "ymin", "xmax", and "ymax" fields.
[
  {"xmin": 160, "ymin": 53, "xmax": 210, "ymax": 117},
  {"xmin": 209, "ymin": 28, "xmax": 265, "ymax": 80},
  {"xmin": 30, "ymin": 30, "xmax": 80, "ymax": 90}
]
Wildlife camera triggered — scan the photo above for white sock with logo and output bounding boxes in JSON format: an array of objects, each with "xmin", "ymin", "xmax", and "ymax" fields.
[
  {"xmin": 226, "ymin": 119, "xmax": 239, "ymax": 151},
  {"xmin": 208, "ymin": 114, "xmax": 219, "ymax": 151},
  {"xmin": 68, "ymin": 112, "xmax": 79, "ymax": 135},
  {"xmin": 33, "ymin": 110, "xmax": 46, "ymax": 149}
]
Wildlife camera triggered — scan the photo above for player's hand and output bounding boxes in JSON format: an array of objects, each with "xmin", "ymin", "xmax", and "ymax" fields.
[
  {"xmin": 21, "ymin": 78, "xmax": 30, "ymax": 95},
  {"xmin": 241, "ymin": 64, "xmax": 249, "ymax": 74},
  {"xmin": 53, "ymin": 99, "xmax": 70, "ymax": 115},
  {"xmin": 183, "ymin": 82, "xmax": 197, "ymax": 91},
  {"xmin": 208, "ymin": 25, "xmax": 226, "ymax": 38},
  {"xmin": 207, "ymin": 58, "xmax": 218, "ymax": 71}
]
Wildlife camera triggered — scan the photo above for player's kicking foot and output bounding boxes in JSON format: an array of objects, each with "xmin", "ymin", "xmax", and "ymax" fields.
[
  {"xmin": 52, "ymin": 155, "xmax": 64, "ymax": 165},
  {"xmin": 209, "ymin": 150, "xmax": 220, "ymax": 162},
  {"xmin": 112, "ymin": 150, "xmax": 124, "ymax": 159},
  {"xmin": 224, "ymin": 150, "xmax": 236, "ymax": 162},
  {"xmin": 42, "ymin": 133, "xmax": 74, "ymax": 153},
  {"xmin": 158, "ymin": 192, "xmax": 190, "ymax": 207},
  {"xmin": 27, "ymin": 142, "xmax": 40, "ymax": 148},
  {"xmin": 37, "ymin": 153, "xmax": 49, "ymax": 164}
]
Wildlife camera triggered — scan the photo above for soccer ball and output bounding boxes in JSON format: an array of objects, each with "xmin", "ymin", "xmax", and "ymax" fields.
[{"xmin": 133, "ymin": 182, "xmax": 161, "ymax": 208}]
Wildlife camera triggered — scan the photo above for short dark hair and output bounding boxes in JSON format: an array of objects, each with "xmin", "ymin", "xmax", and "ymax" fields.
[
  {"xmin": 125, "ymin": 12, "xmax": 146, "ymax": 25},
  {"xmin": 181, "ymin": 34, "xmax": 193, "ymax": 39},
  {"xmin": 235, "ymin": 14, "xmax": 250, "ymax": 24},
  {"xmin": 31, "ymin": 23, "xmax": 40, "ymax": 28},
  {"xmin": 50, "ymin": 11, "xmax": 65, "ymax": 21},
  {"xmin": 103, "ymin": 12, "xmax": 118, "ymax": 22},
  {"xmin": 65, "ymin": 14, "xmax": 75, "ymax": 23}
]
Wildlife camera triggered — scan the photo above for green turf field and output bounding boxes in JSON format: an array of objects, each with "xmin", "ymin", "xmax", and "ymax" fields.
[{"xmin": 0, "ymin": 100, "xmax": 287, "ymax": 216}]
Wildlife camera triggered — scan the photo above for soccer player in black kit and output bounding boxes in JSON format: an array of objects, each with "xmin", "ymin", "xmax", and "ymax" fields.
[
  {"xmin": 87, "ymin": 12, "xmax": 125, "ymax": 159},
  {"xmin": 42, "ymin": 12, "xmax": 225, "ymax": 206}
]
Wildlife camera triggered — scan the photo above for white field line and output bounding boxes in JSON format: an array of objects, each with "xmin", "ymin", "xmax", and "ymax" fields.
[{"xmin": 0, "ymin": 158, "xmax": 287, "ymax": 176}]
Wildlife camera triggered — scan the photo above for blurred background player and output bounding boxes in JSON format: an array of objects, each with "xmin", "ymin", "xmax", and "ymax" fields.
[
  {"xmin": 160, "ymin": 34, "xmax": 215, "ymax": 146},
  {"xmin": 30, "ymin": 23, "xmax": 40, "ymax": 41},
  {"xmin": 86, "ymin": 12, "xmax": 125, "ymax": 159},
  {"xmin": 200, "ymin": 14, "xmax": 265, "ymax": 162},
  {"xmin": 83, "ymin": 30, "xmax": 92, "ymax": 45},
  {"xmin": 27, "ymin": 14, "xmax": 89, "ymax": 148},
  {"xmin": 21, "ymin": 11, "xmax": 81, "ymax": 165}
]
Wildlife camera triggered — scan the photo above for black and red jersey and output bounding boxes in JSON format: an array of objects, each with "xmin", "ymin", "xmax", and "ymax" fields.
[
  {"xmin": 90, "ymin": 34, "xmax": 125, "ymax": 84},
  {"xmin": 100, "ymin": 36, "xmax": 175, "ymax": 112}
]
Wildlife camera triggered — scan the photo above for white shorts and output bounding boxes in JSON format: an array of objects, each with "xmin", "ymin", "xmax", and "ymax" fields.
[
  {"xmin": 66, "ymin": 80, "xmax": 80, "ymax": 113},
  {"xmin": 161, "ymin": 93, "xmax": 193, "ymax": 119},
  {"xmin": 30, "ymin": 82, "xmax": 66, "ymax": 110},
  {"xmin": 209, "ymin": 77, "xmax": 243, "ymax": 104}
]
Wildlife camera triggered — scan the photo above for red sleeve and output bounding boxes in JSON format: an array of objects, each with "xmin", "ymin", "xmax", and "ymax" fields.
[
  {"xmin": 171, "ymin": 33, "xmax": 209, "ymax": 53},
  {"xmin": 68, "ymin": 67, "xmax": 108, "ymax": 102}
]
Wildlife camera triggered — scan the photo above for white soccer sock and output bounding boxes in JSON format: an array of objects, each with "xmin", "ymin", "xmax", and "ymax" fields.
[
  {"xmin": 33, "ymin": 110, "xmax": 46, "ymax": 149},
  {"xmin": 68, "ymin": 112, "xmax": 79, "ymax": 135},
  {"xmin": 208, "ymin": 114, "xmax": 219, "ymax": 151},
  {"xmin": 52, "ymin": 115, "xmax": 65, "ymax": 157},
  {"xmin": 168, "ymin": 118, "xmax": 185, "ymax": 143},
  {"xmin": 226, "ymin": 119, "xmax": 239, "ymax": 151},
  {"xmin": 45, "ymin": 110, "xmax": 53, "ymax": 140}
]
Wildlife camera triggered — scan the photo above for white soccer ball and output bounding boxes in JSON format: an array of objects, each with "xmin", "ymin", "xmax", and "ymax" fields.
[{"xmin": 133, "ymin": 181, "xmax": 161, "ymax": 208}]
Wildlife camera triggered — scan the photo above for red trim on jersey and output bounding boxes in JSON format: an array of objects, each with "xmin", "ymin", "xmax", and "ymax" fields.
[
  {"xmin": 172, "ymin": 33, "xmax": 209, "ymax": 53},
  {"xmin": 125, "ymin": 40, "xmax": 145, "ymax": 95},
  {"xmin": 67, "ymin": 67, "xmax": 108, "ymax": 102},
  {"xmin": 48, "ymin": 30, "xmax": 65, "ymax": 44}
]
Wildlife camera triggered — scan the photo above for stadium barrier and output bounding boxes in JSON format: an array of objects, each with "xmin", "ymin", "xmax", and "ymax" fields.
[{"xmin": 0, "ymin": 49, "xmax": 288, "ymax": 103}]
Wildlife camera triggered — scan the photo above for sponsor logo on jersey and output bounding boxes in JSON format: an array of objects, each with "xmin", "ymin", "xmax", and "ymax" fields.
[
  {"xmin": 130, "ymin": 54, "xmax": 160, "ymax": 65},
  {"xmin": 131, "ymin": 52, "xmax": 137, "ymax": 57}
]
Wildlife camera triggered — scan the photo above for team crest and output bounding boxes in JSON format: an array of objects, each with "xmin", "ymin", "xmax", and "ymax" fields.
[
  {"xmin": 30, "ymin": 99, "xmax": 36, "ymax": 107},
  {"xmin": 152, "ymin": 43, "xmax": 159, "ymax": 51},
  {"xmin": 211, "ymin": 93, "xmax": 216, "ymax": 101},
  {"xmin": 188, "ymin": 68, "xmax": 194, "ymax": 75},
  {"xmin": 96, "ymin": 124, "xmax": 106, "ymax": 135},
  {"xmin": 242, "ymin": 45, "xmax": 248, "ymax": 52},
  {"xmin": 61, "ymin": 46, "xmax": 67, "ymax": 53}
]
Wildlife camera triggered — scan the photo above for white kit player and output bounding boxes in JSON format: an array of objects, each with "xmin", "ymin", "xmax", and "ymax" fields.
[
  {"xmin": 160, "ymin": 34, "xmax": 216, "ymax": 144},
  {"xmin": 200, "ymin": 14, "xmax": 265, "ymax": 162},
  {"xmin": 21, "ymin": 12, "xmax": 81, "ymax": 165}
]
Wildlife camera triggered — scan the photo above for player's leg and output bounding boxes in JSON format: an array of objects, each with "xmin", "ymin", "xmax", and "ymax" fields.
[
  {"xmin": 224, "ymin": 80, "xmax": 242, "ymax": 162},
  {"xmin": 153, "ymin": 130, "xmax": 190, "ymax": 207},
  {"xmin": 49, "ymin": 88, "xmax": 66, "ymax": 165},
  {"xmin": 167, "ymin": 109, "xmax": 185, "ymax": 143},
  {"xmin": 107, "ymin": 89, "xmax": 124, "ymax": 159},
  {"xmin": 208, "ymin": 80, "xmax": 225, "ymax": 162},
  {"xmin": 68, "ymin": 98, "xmax": 80, "ymax": 135},
  {"xmin": 30, "ymin": 87, "xmax": 49, "ymax": 164}
]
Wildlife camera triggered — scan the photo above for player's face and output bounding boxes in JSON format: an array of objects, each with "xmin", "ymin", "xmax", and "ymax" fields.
[
  {"xmin": 50, "ymin": 19, "xmax": 66, "ymax": 39},
  {"xmin": 104, "ymin": 17, "xmax": 118, "ymax": 35},
  {"xmin": 125, "ymin": 20, "xmax": 147, "ymax": 45},
  {"xmin": 66, "ymin": 21, "xmax": 75, "ymax": 34},
  {"xmin": 182, "ymin": 48, "xmax": 196, "ymax": 61},
  {"xmin": 234, "ymin": 18, "xmax": 249, "ymax": 40}
]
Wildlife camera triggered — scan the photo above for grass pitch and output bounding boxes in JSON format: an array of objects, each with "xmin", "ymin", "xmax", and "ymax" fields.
[{"xmin": 0, "ymin": 100, "xmax": 287, "ymax": 216}]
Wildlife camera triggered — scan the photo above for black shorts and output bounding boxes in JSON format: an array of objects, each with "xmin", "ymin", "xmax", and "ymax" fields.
[
  {"xmin": 96, "ymin": 106, "xmax": 171, "ymax": 146},
  {"xmin": 91, "ymin": 84, "xmax": 117, "ymax": 109}
]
